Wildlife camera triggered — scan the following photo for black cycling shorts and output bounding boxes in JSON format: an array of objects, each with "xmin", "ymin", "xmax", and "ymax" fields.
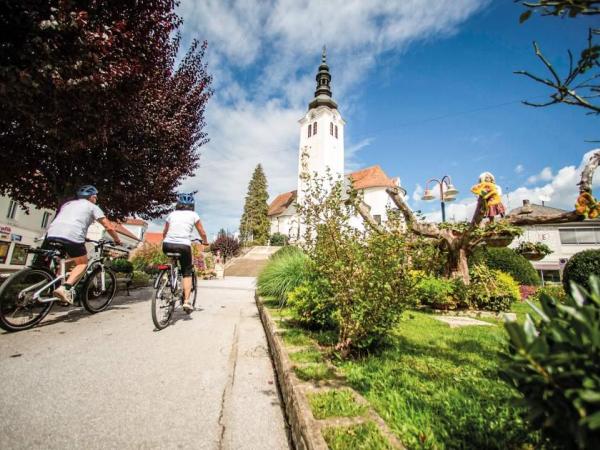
[
  {"xmin": 45, "ymin": 237, "xmax": 87, "ymax": 258},
  {"xmin": 162, "ymin": 242, "xmax": 193, "ymax": 277}
]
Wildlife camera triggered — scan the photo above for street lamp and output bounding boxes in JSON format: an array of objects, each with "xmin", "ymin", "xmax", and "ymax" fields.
[{"xmin": 421, "ymin": 175, "xmax": 459, "ymax": 223}]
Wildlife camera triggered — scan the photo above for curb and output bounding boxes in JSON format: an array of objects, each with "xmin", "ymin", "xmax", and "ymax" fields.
[{"xmin": 256, "ymin": 293, "xmax": 405, "ymax": 450}]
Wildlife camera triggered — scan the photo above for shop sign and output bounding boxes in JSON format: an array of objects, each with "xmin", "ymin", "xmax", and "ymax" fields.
[
  {"xmin": 11, "ymin": 234, "xmax": 22, "ymax": 242},
  {"xmin": 0, "ymin": 225, "xmax": 11, "ymax": 234}
]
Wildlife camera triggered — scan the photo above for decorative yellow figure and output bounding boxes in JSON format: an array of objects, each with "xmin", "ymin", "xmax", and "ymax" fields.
[
  {"xmin": 471, "ymin": 172, "xmax": 506, "ymax": 219},
  {"xmin": 575, "ymin": 191, "xmax": 600, "ymax": 219}
]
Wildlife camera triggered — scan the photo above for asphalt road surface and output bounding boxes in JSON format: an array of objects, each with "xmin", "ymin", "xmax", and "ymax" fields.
[{"xmin": 0, "ymin": 277, "xmax": 290, "ymax": 450}]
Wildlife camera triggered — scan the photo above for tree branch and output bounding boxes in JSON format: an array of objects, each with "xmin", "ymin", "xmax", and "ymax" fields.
[{"xmin": 353, "ymin": 198, "xmax": 386, "ymax": 234}]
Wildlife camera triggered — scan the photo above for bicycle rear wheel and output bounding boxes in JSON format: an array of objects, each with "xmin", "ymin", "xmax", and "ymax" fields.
[
  {"xmin": 81, "ymin": 266, "xmax": 117, "ymax": 313},
  {"xmin": 152, "ymin": 270, "xmax": 174, "ymax": 330},
  {"xmin": 0, "ymin": 268, "xmax": 55, "ymax": 332},
  {"xmin": 190, "ymin": 272, "xmax": 198, "ymax": 308}
]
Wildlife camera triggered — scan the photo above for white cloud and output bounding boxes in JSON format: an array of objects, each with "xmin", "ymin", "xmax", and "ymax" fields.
[
  {"xmin": 173, "ymin": 0, "xmax": 490, "ymax": 235},
  {"xmin": 424, "ymin": 150, "xmax": 600, "ymax": 223},
  {"xmin": 527, "ymin": 166, "xmax": 553, "ymax": 184},
  {"xmin": 412, "ymin": 184, "xmax": 424, "ymax": 203},
  {"xmin": 515, "ymin": 164, "xmax": 524, "ymax": 174}
]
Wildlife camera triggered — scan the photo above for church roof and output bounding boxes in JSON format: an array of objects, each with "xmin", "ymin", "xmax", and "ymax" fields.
[
  {"xmin": 308, "ymin": 47, "xmax": 337, "ymax": 111},
  {"xmin": 348, "ymin": 165, "xmax": 398, "ymax": 190},
  {"xmin": 268, "ymin": 190, "xmax": 297, "ymax": 217}
]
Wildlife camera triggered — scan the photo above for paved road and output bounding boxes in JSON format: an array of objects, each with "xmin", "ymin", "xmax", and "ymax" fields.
[{"xmin": 0, "ymin": 277, "xmax": 290, "ymax": 450}]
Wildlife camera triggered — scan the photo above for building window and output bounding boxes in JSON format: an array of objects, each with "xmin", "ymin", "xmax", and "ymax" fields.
[
  {"xmin": 0, "ymin": 241, "xmax": 9, "ymax": 264},
  {"xmin": 6, "ymin": 200, "xmax": 17, "ymax": 220},
  {"xmin": 559, "ymin": 228, "xmax": 600, "ymax": 245},
  {"xmin": 335, "ymin": 125, "xmax": 338, "ymax": 138},
  {"xmin": 539, "ymin": 269, "xmax": 561, "ymax": 284},
  {"xmin": 330, "ymin": 122, "xmax": 333, "ymax": 135},
  {"xmin": 41, "ymin": 212, "xmax": 52, "ymax": 229},
  {"xmin": 313, "ymin": 121, "xmax": 317, "ymax": 135},
  {"xmin": 10, "ymin": 244, "xmax": 29, "ymax": 265},
  {"xmin": 308, "ymin": 124, "xmax": 311, "ymax": 137}
]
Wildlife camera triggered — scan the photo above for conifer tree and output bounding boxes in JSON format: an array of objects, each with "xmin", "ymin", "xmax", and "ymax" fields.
[{"xmin": 239, "ymin": 165, "xmax": 270, "ymax": 245}]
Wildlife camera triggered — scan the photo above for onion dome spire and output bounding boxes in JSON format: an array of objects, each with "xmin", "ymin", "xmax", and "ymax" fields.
[{"xmin": 309, "ymin": 46, "xmax": 337, "ymax": 110}]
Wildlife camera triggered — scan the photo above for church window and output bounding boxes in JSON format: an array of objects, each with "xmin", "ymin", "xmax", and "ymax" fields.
[
  {"xmin": 308, "ymin": 124, "xmax": 312, "ymax": 137},
  {"xmin": 313, "ymin": 121, "xmax": 317, "ymax": 134},
  {"xmin": 330, "ymin": 122, "xmax": 333, "ymax": 135},
  {"xmin": 335, "ymin": 125, "xmax": 338, "ymax": 138}
]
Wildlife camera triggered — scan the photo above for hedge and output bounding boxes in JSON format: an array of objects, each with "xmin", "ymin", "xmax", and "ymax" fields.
[
  {"xmin": 470, "ymin": 247, "xmax": 540, "ymax": 286},
  {"xmin": 563, "ymin": 249, "xmax": 600, "ymax": 295}
]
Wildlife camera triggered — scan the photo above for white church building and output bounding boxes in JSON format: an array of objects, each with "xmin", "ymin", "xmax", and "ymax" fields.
[{"xmin": 268, "ymin": 49, "xmax": 406, "ymax": 239}]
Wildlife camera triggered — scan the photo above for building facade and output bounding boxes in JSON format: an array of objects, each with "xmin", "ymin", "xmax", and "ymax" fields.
[
  {"xmin": 268, "ymin": 49, "xmax": 406, "ymax": 239},
  {"xmin": 0, "ymin": 195, "xmax": 55, "ymax": 273},
  {"xmin": 509, "ymin": 200, "xmax": 600, "ymax": 283}
]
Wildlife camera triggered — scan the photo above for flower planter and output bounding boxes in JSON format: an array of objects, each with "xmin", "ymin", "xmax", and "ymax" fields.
[
  {"xmin": 485, "ymin": 235, "xmax": 514, "ymax": 248},
  {"xmin": 521, "ymin": 251, "xmax": 545, "ymax": 261}
]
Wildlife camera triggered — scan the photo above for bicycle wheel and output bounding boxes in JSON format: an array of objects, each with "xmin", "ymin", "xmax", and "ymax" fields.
[
  {"xmin": 81, "ymin": 266, "xmax": 117, "ymax": 313},
  {"xmin": 0, "ymin": 268, "xmax": 55, "ymax": 332},
  {"xmin": 152, "ymin": 270, "xmax": 174, "ymax": 330},
  {"xmin": 190, "ymin": 272, "xmax": 198, "ymax": 308}
]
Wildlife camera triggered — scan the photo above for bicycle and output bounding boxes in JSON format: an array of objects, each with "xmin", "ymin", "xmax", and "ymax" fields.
[
  {"xmin": 0, "ymin": 239, "xmax": 125, "ymax": 332},
  {"xmin": 151, "ymin": 251, "xmax": 198, "ymax": 330}
]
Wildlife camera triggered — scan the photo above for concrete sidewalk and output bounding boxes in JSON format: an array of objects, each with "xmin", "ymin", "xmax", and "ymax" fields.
[{"xmin": 0, "ymin": 277, "xmax": 290, "ymax": 450}]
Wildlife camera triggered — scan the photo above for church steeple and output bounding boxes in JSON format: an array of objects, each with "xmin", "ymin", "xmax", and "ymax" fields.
[{"xmin": 309, "ymin": 46, "xmax": 338, "ymax": 110}]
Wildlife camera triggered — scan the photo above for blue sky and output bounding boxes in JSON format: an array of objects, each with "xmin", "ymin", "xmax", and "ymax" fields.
[{"xmin": 173, "ymin": 0, "xmax": 599, "ymax": 237}]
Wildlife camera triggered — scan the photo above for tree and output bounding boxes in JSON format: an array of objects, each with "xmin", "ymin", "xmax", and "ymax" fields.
[
  {"xmin": 516, "ymin": 1, "xmax": 600, "ymax": 114},
  {"xmin": 0, "ymin": 1, "xmax": 212, "ymax": 218},
  {"xmin": 239, "ymin": 164, "xmax": 270, "ymax": 245},
  {"xmin": 355, "ymin": 150, "xmax": 600, "ymax": 284}
]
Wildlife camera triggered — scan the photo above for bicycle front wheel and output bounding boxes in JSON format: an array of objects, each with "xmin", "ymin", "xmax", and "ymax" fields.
[
  {"xmin": 0, "ymin": 268, "xmax": 55, "ymax": 332},
  {"xmin": 81, "ymin": 266, "xmax": 117, "ymax": 313},
  {"xmin": 152, "ymin": 270, "xmax": 174, "ymax": 330}
]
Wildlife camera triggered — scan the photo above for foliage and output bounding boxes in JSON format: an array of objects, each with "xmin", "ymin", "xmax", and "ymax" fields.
[
  {"xmin": 308, "ymin": 389, "xmax": 367, "ymax": 419},
  {"xmin": 563, "ymin": 249, "xmax": 600, "ymax": 295},
  {"xmin": 322, "ymin": 422, "xmax": 393, "ymax": 450},
  {"xmin": 471, "ymin": 247, "xmax": 541, "ymax": 286},
  {"xmin": 0, "ymin": 1, "xmax": 212, "ymax": 218},
  {"xmin": 239, "ymin": 164, "xmax": 270, "ymax": 245},
  {"xmin": 295, "ymin": 167, "xmax": 414, "ymax": 356},
  {"xmin": 269, "ymin": 232, "xmax": 288, "ymax": 246},
  {"xmin": 287, "ymin": 273, "xmax": 337, "ymax": 330},
  {"xmin": 130, "ymin": 243, "xmax": 168, "ymax": 273},
  {"xmin": 469, "ymin": 265, "xmax": 520, "ymax": 312},
  {"xmin": 520, "ymin": 284, "xmax": 538, "ymax": 300},
  {"xmin": 416, "ymin": 276, "xmax": 469, "ymax": 310},
  {"xmin": 256, "ymin": 247, "xmax": 309, "ymax": 304},
  {"xmin": 130, "ymin": 270, "xmax": 151, "ymax": 287},
  {"xmin": 530, "ymin": 284, "xmax": 569, "ymax": 304},
  {"xmin": 209, "ymin": 230, "xmax": 240, "ymax": 260},
  {"xmin": 109, "ymin": 257, "xmax": 133, "ymax": 273},
  {"xmin": 438, "ymin": 220, "xmax": 523, "ymax": 241},
  {"xmin": 503, "ymin": 277, "xmax": 600, "ymax": 449},
  {"xmin": 516, "ymin": 0, "xmax": 600, "ymax": 115},
  {"xmin": 271, "ymin": 244, "xmax": 302, "ymax": 260},
  {"xmin": 515, "ymin": 241, "xmax": 553, "ymax": 257}
]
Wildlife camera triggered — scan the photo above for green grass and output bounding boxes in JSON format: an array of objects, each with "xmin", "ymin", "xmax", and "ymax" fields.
[
  {"xmin": 337, "ymin": 312, "xmax": 540, "ymax": 449},
  {"xmin": 281, "ymin": 329, "xmax": 313, "ymax": 346},
  {"xmin": 289, "ymin": 348, "xmax": 323, "ymax": 363},
  {"xmin": 294, "ymin": 363, "xmax": 335, "ymax": 381},
  {"xmin": 322, "ymin": 422, "xmax": 392, "ymax": 450},
  {"xmin": 308, "ymin": 389, "xmax": 368, "ymax": 419}
]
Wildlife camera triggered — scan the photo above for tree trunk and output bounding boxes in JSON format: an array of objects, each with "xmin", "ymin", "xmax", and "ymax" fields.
[{"xmin": 447, "ymin": 244, "xmax": 470, "ymax": 284}]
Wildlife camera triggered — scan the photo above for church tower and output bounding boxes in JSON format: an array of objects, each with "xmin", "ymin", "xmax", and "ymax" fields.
[{"xmin": 297, "ymin": 47, "xmax": 345, "ymax": 204}]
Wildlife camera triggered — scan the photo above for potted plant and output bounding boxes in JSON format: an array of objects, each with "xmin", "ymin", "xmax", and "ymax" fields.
[
  {"xmin": 516, "ymin": 241, "xmax": 552, "ymax": 261},
  {"xmin": 481, "ymin": 221, "xmax": 523, "ymax": 248}
]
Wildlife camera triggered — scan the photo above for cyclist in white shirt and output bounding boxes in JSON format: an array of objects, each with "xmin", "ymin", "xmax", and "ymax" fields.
[
  {"xmin": 162, "ymin": 193, "xmax": 207, "ymax": 313},
  {"xmin": 46, "ymin": 185, "xmax": 122, "ymax": 305}
]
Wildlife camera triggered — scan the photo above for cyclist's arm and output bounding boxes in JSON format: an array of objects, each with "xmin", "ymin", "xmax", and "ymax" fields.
[
  {"xmin": 163, "ymin": 222, "xmax": 169, "ymax": 239},
  {"xmin": 195, "ymin": 221, "xmax": 207, "ymax": 244},
  {"xmin": 98, "ymin": 217, "xmax": 122, "ymax": 246}
]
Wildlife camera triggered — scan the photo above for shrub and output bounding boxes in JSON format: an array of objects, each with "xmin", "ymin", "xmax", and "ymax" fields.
[
  {"xmin": 530, "ymin": 284, "xmax": 568, "ymax": 304},
  {"xmin": 269, "ymin": 232, "xmax": 288, "ymax": 246},
  {"xmin": 209, "ymin": 231, "xmax": 240, "ymax": 260},
  {"xmin": 416, "ymin": 276, "xmax": 464, "ymax": 310},
  {"xmin": 110, "ymin": 258, "xmax": 133, "ymax": 273},
  {"xmin": 130, "ymin": 243, "xmax": 168, "ymax": 274},
  {"xmin": 271, "ymin": 245, "xmax": 302, "ymax": 260},
  {"xmin": 287, "ymin": 274, "xmax": 337, "ymax": 330},
  {"xmin": 471, "ymin": 247, "xmax": 541, "ymax": 286},
  {"xmin": 257, "ymin": 247, "xmax": 309, "ymax": 303},
  {"xmin": 130, "ymin": 271, "xmax": 151, "ymax": 287},
  {"xmin": 503, "ymin": 277, "xmax": 600, "ymax": 448},
  {"xmin": 519, "ymin": 285, "xmax": 537, "ymax": 300},
  {"xmin": 468, "ymin": 265, "xmax": 520, "ymax": 312},
  {"xmin": 563, "ymin": 249, "xmax": 600, "ymax": 295}
]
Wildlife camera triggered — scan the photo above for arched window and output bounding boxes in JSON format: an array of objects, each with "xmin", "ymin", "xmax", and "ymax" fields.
[
  {"xmin": 308, "ymin": 124, "xmax": 312, "ymax": 137},
  {"xmin": 335, "ymin": 125, "xmax": 338, "ymax": 138},
  {"xmin": 330, "ymin": 122, "xmax": 333, "ymax": 135},
  {"xmin": 313, "ymin": 121, "xmax": 317, "ymax": 135}
]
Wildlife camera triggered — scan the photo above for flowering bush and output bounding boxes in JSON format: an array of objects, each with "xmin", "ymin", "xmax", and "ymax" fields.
[
  {"xmin": 469, "ymin": 265, "xmax": 520, "ymax": 312},
  {"xmin": 130, "ymin": 243, "xmax": 168, "ymax": 274}
]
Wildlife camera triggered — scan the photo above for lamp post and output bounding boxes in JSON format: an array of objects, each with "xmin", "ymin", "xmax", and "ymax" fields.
[{"xmin": 421, "ymin": 175, "xmax": 459, "ymax": 223}]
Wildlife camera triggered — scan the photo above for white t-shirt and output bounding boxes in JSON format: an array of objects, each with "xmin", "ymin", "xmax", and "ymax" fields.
[
  {"xmin": 163, "ymin": 210, "xmax": 201, "ymax": 246},
  {"xmin": 47, "ymin": 199, "xmax": 106, "ymax": 243}
]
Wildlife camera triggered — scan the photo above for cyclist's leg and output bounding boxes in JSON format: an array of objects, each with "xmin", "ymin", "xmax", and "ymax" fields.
[
  {"xmin": 179, "ymin": 246, "xmax": 193, "ymax": 304},
  {"xmin": 65, "ymin": 255, "xmax": 88, "ymax": 285}
]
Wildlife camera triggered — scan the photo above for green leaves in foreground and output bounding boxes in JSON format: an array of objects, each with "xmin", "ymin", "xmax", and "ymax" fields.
[{"xmin": 503, "ymin": 276, "xmax": 600, "ymax": 449}]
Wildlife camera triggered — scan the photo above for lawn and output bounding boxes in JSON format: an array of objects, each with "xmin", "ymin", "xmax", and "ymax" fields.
[{"xmin": 266, "ymin": 299, "xmax": 542, "ymax": 449}]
